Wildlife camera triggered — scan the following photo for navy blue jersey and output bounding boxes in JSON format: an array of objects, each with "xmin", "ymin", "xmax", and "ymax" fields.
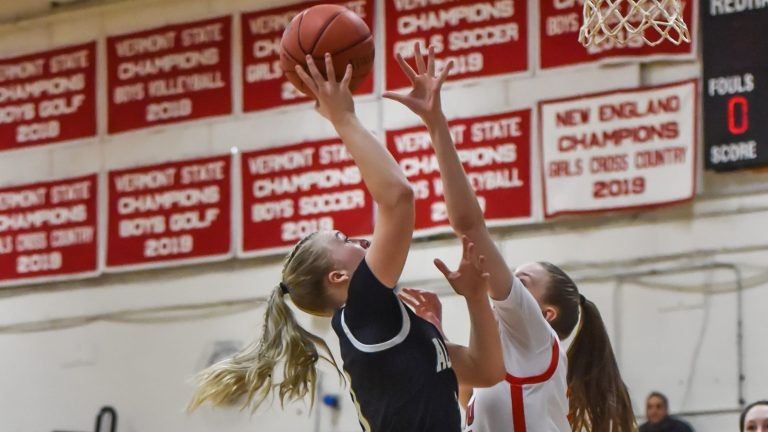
[{"xmin": 331, "ymin": 259, "xmax": 461, "ymax": 432}]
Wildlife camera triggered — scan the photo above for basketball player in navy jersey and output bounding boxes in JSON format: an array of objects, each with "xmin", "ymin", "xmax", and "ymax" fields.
[
  {"xmin": 189, "ymin": 53, "xmax": 505, "ymax": 431},
  {"xmin": 386, "ymin": 44, "xmax": 636, "ymax": 432}
]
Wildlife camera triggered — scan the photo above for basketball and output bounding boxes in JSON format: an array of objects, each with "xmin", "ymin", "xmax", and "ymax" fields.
[{"xmin": 280, "ymin": 4, "xmax": 374, "ymax": 97}]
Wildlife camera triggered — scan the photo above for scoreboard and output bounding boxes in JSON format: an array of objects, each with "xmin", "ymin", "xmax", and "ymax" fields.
[{"xmin": 702, "ymin": 1, "xmax": 768, "ymax": 171}]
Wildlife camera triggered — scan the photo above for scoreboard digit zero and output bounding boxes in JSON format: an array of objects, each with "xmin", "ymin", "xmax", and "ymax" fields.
[{"xmin": 703, "ymin": 1, "xmax": 768, "ymax": 171}]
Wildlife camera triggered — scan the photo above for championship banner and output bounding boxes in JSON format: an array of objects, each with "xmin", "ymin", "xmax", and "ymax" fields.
[
  {"xmin": 386, "ymin": 110, "xmax": 532, "ymax": 235},
  {"xmin": 107, "ymin": 16, "xmax": 232, "ymax": 133},
  {"xmin": 703, "ymin": 0, "xmax": 768, "ymax": 171},
  {"xmin": 241, "ymin": 0, "xmax": 375, "ymax": 112},
  {"xmin": 538, "ymin": 0, "xmax": 695, "ymax": 70},
  {"xmin": 385, "ymin": 0, "xmax": 528, "ymax": 90},
  {"xmin": 0, "ymin": 174, "xmax": 99, "ymax": 287},
  {"xmin": 0, "ymin": 42, "xmax": 96, "ymax": 151},
  {"xmin": 106, "ymin": 155, "xmax": 232, "ymax": 270},
  {"xmin": 539, "ymin": 80, "xmax": 697, "ymax": 217},
  {"xmin": 239, "ymin": 140, "xmax": 374, "ymax": 256}
]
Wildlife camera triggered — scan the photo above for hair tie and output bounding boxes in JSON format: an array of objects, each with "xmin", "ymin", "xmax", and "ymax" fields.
[
  {"xmin": 279, "ymin": 282, "xmax": 290, "ymax": 295},
  {"xmin": 579, "ymin": 294, "xmax": 586, "ymax": 306}
]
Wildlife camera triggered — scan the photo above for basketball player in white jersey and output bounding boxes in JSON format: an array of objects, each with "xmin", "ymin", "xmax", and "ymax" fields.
[{"xmin": 386, "ymin": 44, "xmax": 637, "ymax": 432}]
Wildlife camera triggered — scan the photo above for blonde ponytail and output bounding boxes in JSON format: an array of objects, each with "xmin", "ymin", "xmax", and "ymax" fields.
[{"xmin": 188, "ymin": 284, "xmax": 340, "ymax": 412}]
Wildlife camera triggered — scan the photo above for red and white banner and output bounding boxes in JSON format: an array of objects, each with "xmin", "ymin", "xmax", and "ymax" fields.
[
  {"xmin": 239, "ymin": 140, "xmax": 374, "ymax": 256},
  {"xmin": 107, "ymin": 16, "xmax": 232, "ymax": 133},
  {"xmin": 539, "ymin": 80, "xmax": 697, "ymax": 217},
  {"xmin": 385, "ymin": 0, "xmax": 528, "ymax": 90},
  {"xmin": 0, "ymin": 174, "xmax": 99, "ymax": 287},
  {"xmin": 539, "ymin": 0, "xmax": 696, "ymax": 70},
  {"xmin": 387, "ymin": 110, "xmax": 532, "ymax": 235},
  {"xmin": 0, "ymin": 42, "xmax": 96, "ymax": 152},
  {"xmin": 241, "ymin": 0, "xmax": 375, "ymax": 112},
  {"xmin": 106, "ymin": 155, "xmax": 232, "ymax": 270}
]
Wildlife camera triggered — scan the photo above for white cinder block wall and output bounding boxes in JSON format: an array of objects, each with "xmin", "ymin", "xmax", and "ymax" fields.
[{"xmin": 0, "ymin": 1, "xmax": 765, "ymax": 431}]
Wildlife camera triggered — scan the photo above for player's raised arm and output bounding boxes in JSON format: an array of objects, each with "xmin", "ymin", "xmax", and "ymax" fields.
[
  {"xmin": 384, "ymin": 44, "xmax": 512, "ymax": 300},
  {"xmin": 399, "ymin": 236, "xmax": 505, "ymax": 387},
  {"xmin": 296, "ymin": 54, "xmax": 414, "ymax": 287}
]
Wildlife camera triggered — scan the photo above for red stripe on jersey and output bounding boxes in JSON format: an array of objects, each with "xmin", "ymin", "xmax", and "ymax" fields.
[
  {"xmin": 503, "ymin": 338, "xmax": 560, "ymax": 431},
  {"xmin": 510, "ymin": 384, "xmax": 527, "ymax": 432}
]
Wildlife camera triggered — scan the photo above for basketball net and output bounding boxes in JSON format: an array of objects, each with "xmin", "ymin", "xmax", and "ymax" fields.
[{"xmin": 578, "ymin": 0, "xmax": 691, "ymax": 47}]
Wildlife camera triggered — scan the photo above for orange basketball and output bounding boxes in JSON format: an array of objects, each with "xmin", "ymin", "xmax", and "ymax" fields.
[{"xmin": 280, "ymin": 4, "xmax": 374, "ymax": 97}]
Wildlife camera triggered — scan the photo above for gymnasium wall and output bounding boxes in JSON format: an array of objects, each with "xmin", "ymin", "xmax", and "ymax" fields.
[{"xmin": 0, "ymin": 1, "xmax": 766, "ymax": 432}]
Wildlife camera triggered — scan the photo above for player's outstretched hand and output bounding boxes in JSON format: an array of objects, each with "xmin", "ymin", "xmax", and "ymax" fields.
[
  {"xmin": 383, "ymin": 42, "xmax": 453, "ymax": 124},
  {"xmin": 295, "ymin": 53, "xmax": 354, "ymax": 124},
  {"xmin": 399, "ymin": 287, "xmax": 444, "ymax": 335},
  {"xmin": 434, "ymin": 235, "xmax": 490, "ymax": 301}
]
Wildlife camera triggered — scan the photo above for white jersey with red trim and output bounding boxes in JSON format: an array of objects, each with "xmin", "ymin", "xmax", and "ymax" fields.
[{"xmin": 465, "ymin": 276, "xmax": 570, "ymax": 432}]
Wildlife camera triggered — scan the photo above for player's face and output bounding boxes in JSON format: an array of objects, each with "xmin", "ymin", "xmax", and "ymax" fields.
[
  {"xmin": 645, "ymin": 395, "xmax": 667, "ymax": 424},
  {"xmin": 328, "ymin": 230, "xmax": 369, "ymax": 273},
  {"xmin": 744, "ymin": 405, "xmax": 768, "ymax": 432},
  {"xmin": 514, "ymin": 262, "xmax": 550, "ymax": 306}
]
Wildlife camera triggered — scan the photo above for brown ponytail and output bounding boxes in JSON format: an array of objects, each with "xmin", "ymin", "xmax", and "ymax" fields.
[{"xmin": 539, "ymin": 262, "xmax": 636, "ymax": 432}]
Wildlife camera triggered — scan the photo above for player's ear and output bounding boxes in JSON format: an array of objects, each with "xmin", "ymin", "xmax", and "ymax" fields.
[
  {"xmin": 328, "ymin": 269, "xmax": 350, "ymax": 285},
  {"xmin": 542, "ymin": 305, "xmax": 558, "ymax": 323}
]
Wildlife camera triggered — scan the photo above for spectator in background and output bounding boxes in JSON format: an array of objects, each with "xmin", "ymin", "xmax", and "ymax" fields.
[
  {"xmin": 741, "ymin": 400, "xmax": 768, "ymax": 432},
  {"xmin": 640, "ymin": 392, "xmax": 695, "ymax": 432}
]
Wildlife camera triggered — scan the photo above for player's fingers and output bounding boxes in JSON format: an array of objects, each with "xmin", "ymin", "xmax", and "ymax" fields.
[
  {"xmin": 395, "ymin": 52, "xmax": 418, "ymax": 83},
  {"xmin": 433, "ymin": 258, "xmax": 452, "ymax": 277},
  {"xmin": 460, "ymin": 235, "xmax": 470, "ymax": 259},
  {"xmin": 294, "ymin": 65, "xmax": 318, "ymax": 94},
  {"xmin": 324, "ymin": 53, "xmax": 336, "ymax": 83},
  {"xmin": 305, "ymin": 55, "xmax": 325, "ymax": 84},
  {"xmin": 382, "ymin": 91, "xmax": 408, "ymax": 105},
  {"xmin": 402, "ymin": 287, "xmax": 429, "ymax": 304},
  {"xmin": 398, "ymin": 293, "xmax": 420, "ymax": 309},
  {"xmin": 422, "ymin": 291, "xmax": 440, "ymax": 306},
  {"xmin": 341, "ymin": 64, "xmax": 353, "ymax": 88},
  {"xmin": 414, "ymin": 289, "xmax": 431, "ymax": 304},
  {"xmin": 414, "ymin": 42, "xmax": 427, "ymax": 74},
  {"xmin": 421, "ymin": 290, "xmax": 438, "ymax": 300},
  {"xmin": 427, "ymin": 45, "xmax": 436, "ymax": 76},
  {"xmin": 402, "ymin": 287, "xmax": 425, "ymax": 295},
  {"xmin": 466, "ymin": 242, "xmax": 477, "ymax": 268},
  {"xmin": 437, "ymin": 59, "xmax": 454, "ymax": 86},
  {"xmin": 475, "ymin": 255, "xmax": 487, "ymax": 273}
]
